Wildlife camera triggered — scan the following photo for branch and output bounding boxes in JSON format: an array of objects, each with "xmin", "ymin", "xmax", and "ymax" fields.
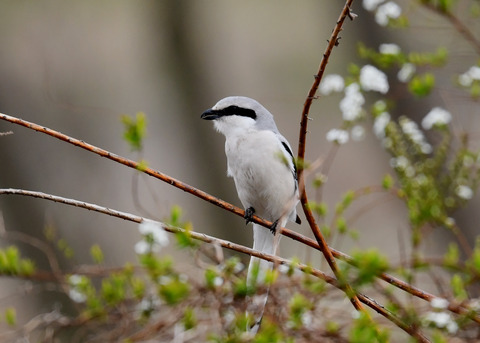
[
  {"xmin": 296, "ymin": 0, "xmax": 366, "ymax": 313},
  {"xmin": 422, "ymin": 2, "xmax": 480, "ymax": 56},
  {"xmin": 1, "ymin": 188, "xmax": 479, "ymax": 325},
  {"xmin": 0, "ymin": 113, "xmax": 287, "ymax": 239},
  {"xmin": 0, "ymin": 190, "xmax": 431, "ymax": 341}
]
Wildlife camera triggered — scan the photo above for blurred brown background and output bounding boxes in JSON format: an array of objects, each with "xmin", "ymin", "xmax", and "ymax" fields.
[{"xmin": 0, "ymin": 0, "xmax": 478, "ymax": 328}]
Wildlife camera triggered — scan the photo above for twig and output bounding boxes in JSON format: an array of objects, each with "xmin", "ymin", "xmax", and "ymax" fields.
[
  {"xmin": 296, "ymin": 0, "xmax": 365, "ymax": 313},
  {"xmin": 0, "ymin": 112, "xmax": 298, "ymax": 245},
  {"xmin": 2, "ymin": 188, "xmax": 479, "ymax": 325},
  {"xmin": 0, "ymin": 193, "xmax": 430, "ymax": 341},
  {"xmin": 421, "ymin": 2, "xmax": 480, "ymax": 56}
]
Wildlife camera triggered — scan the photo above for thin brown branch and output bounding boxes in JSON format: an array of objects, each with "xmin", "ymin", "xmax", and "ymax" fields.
[
  {"xmin": 296, "ymin": 0, "xmax": 365, "ymax": 313},
  {"xmin": 422, "ymin": 2, "xmax": 480, "ymax": 56},
  {"xmin": 0, "ymin": 112, "xmax": 294, "ymax": 242},
  {"xmin": 2, "ymin": 187, "xmax": 479, "ymax": 325},
  {"xmin": 0, "ymin": 191, "xmax": 431, "ymax": 341}
]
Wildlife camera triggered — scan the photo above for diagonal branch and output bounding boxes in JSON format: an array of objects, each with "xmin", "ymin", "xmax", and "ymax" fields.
[
  {"xmin": 296, "ymin": 0, "xmax": 365, "ymax": 312},
  {"xmin": 0, "ymin": 188, "xmax": 431, "ymax": 342},
  {"xmin": 2, "ymin": 110, "xmax": 479, "ymax": 325}
]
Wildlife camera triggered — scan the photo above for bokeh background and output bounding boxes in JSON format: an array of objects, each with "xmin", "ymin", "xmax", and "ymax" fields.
[{"xmin": 0, "ymin": 0, "xmax": 478, "ymax": 329}]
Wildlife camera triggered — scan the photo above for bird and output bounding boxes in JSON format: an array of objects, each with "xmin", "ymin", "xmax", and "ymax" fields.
[{"xmin": 201, "ymin": 96, "xmax": 301, "ymax": 333}]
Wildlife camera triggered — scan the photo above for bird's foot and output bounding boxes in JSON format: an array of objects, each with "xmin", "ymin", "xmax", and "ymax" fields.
[
  {"xmin": 244, "ymin": 207, "xmax": 255, "ymax": 225},
  {"xmin": 269, "ymin": 220, "xmax": 278, "ymax": 234}
]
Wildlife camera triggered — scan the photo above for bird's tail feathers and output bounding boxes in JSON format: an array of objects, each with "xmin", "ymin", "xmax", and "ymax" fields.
[{"xmin": 246, "ymin": 222, "xmax": 284, "ymax": 334}]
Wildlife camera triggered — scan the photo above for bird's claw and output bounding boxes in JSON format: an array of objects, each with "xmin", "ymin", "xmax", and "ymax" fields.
[
  {"xmin": 244, "ymin": 207, "xmax": 255, "ymax": 225},
  {"xmin": 269, "ymin": 220, "xmax": 278, "ymax": 234}
]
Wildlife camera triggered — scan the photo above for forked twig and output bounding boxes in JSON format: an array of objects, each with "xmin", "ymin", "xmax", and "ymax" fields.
[{"xmin": 296, "ymin": 0, "xmax": 365, "ymax": 313}]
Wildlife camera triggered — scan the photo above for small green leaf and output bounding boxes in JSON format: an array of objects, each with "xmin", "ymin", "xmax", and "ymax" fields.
[
  {"xmin": 159, "ymin": 277, "xmax": 190, "ymax": 305},
  {"xmin": 182, "ymin": 307, "xmax": 197, "ymax": 330},
  {"xmin": 443, "ymin": 243, "xmax": 459, "ymax": 267},
  {"xmin": 408, "ymin": 73, "xmax": 435, "ymax": 97},
  {"xmin": 5, "ymin": 307, "xmax": 16, "ymax": 326},
  {"xmin": 121, "ymin": 112, "xmax": 147, "ymax": 151},
  {"xmin": 90, "ymin": 244, "xmax": 104, "ymax": 264},
  {"xmin": 382, "ymin": 174, "xmax": 394, "ymax": 190},
  {"xmin": 336, "ymin": 217, "xmax": 347, "ymax": 234},
  {"xmin": 451, "ymin": 274, "xmax": 468, "ymax": 301}
]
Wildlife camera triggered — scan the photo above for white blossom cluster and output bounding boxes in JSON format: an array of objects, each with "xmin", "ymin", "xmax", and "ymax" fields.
[
  {"xmin": 390, "ymin": 155, "xmax": 415, "ymax": 177},
  {"xmin": 398, "ymin": 63, "xmax": 416, "ymax": 82},
  {"xmin": 360, "ymin": 65, "xmax": 390, "ymax": 94},
  {"xmin": 326, "ymin": 128, "xmax": 349, "ymax": 145},
  {"xmin": 421, "ymin": 107, "xmax": 452, "ymax": 130},
  {"xmin": 424, "ymin": 298, "xmax": 458, "ymax": 334},
  {"xmin": 399, "ymin": 117, "xmax": 432, "ymax": 154},
  {"xmin": 135, "ymin": 219, "xmax": 170, "ymax": 255},
  {"xmin": 68, "ymin": 274, "xmax": 88, "ymax": 303},
  {"xmin": 373, "ymin": 111, "xmax": 391, "ymax": 139},
  {"xmin": 319, "ymin": 74, "xmax": 345, "ymax": 95},
  {"xmin": 379, "ymin": 43, "xmax": 401, "ymax": 55},
  {"xmin": 363, "ymin": 0, "xmax": 402, "ymax": 26},
  {"xmin": 456, "ymin": 184, "xmax": 474, "ymax": 200},
  {"xmin": 340, "ymin": 82, "xmax": 365, "ymax": 121},
  {"xmin": 458, "ymin": 65, "xmax": 480, "ymax": 87}
]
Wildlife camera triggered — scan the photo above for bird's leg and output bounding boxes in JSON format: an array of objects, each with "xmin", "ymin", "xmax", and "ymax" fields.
[
  {"xmin": 269, "ymin": 220, "xmax": 278, "ymax": 234},
  {"xmin": 244, "ymin": 207, "xmax": 255, "ymax": 225}
]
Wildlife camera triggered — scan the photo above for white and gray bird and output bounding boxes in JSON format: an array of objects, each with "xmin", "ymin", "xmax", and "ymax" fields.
[{"xmin": 201, "ymin": 96, "xmax": 301, "ymax": 332}]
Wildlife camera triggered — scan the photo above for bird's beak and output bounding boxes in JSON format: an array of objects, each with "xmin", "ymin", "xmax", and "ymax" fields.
[{"xmin": 201, "ymin": 108, "xmax": 220, "ymax": 120}]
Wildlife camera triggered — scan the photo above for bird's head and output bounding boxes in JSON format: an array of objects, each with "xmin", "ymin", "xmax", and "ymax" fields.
[{"xmin": 201, "ymin": 96, "xmax": 278, "ymax": 136}]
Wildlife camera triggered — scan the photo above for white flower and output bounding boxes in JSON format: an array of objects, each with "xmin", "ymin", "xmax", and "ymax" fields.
[
  {"xmin": 399, "ymin": 117, "xmax": 432, "ymax": 154},
  {"xmin": 431, "ymin": 298, "xmax": 449, "ymax": 310},
  {"xmin": 278, "ymin": 264, "xmax": 290, "ymax": 274},
  {"xmin": 458, "ymin": 65, "xmax": 480, "ymax": 87},
  {"xmin": 351, "ymin": 125, "xmax": 366, "ymax": 141},
  {"xmin": 373, "ymin": 112, "xmax": 390, "ymax": 138},
  {"xmin": 447, "ymin": 320, "xmax": 459, "ymax": 334},
  {"xmin": 213, "ymin": 277, "xmax": 224, "ymax": 287},
  {"xmin": 375, "ymin": 1, "xmax": 402, "ymax": 26},
  {"xmin": 134, "ymin": 240, "xmax": 152, "ymax": 255},
  {"xmin": 68, "ymin": 275, "xmax": 87, "ymax": 303},
  {"xmin": 469, "ymin": 66, "xmax": 480, "ymax": 80},
  {"xmin": 139, "ymin": 220, "xmax": 169, "ymax": 247},
  {"xmin": 69, "ymin": 289, "xmax": 87, "ymax": 303},
  {"xmin": 424, "ymin": 311, "xmax": 457, "ymax": 333},
  {"xmin": 421, "ymin": 107, "xmax": 452, "ymax": 129},
  {"xmin": 398, "ymin": 63, "xmax": 416, "ymax": 82},
  {"xmin": 456, "ymin": 185, "xmax": 473, "ymax": 200},
  {"xmin": 68, "ymin": 274, "xmax": 83, "ymax": 286},
  {"xmin": 340, "ymin": 83, "xmax": 365, "ymax": 121},
  {"xmin": 390, "ymin": 156, "xmax": 409, "ymax": 170},
  {"xmin": 326, "ymin": 129, "xmax": 349, "ymax": 144},
  {"xmin": 301, "ymin": 312, "xmax": 313, "ymax": 328},
  {"xmin": 319, "ymin": 74, "xmax": 345, "ymax": 95},
  {"xmin": 360, "ymin": 65, "xmax": 389, "ymax": 94},
  {"xmin": 379, "ymin": 43, "xmax": 400, "ymax": 55},
  {"xmin": 363, "ymin": 0, "xmax": 385, "ymax": 11}
]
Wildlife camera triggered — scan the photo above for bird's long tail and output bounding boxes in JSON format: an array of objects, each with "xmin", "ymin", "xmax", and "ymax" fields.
[{"xmin": 246, "ymin": 222, "xmax": 282, "ymax": 334}]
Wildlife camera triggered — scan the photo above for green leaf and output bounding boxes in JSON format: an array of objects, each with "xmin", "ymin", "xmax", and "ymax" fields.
[
  {"xmin": 451, "ymin": 274, "xmax": 468, "ymax": 301},
  {"xmin": 382, "ymin": 174, "xmax": 394, "ymax": 190},
  {"xmin": 288, "ymin": 293, "xmax": 313, "ymax": 329},
  {"xmin": 158, "ymin": 277, "xmax": 190, "ymax": 305},
  {"xmin": 408, "ymin": 73, "xmax": 435, "ymax": 97},
  {"xmin": 5, "ymin": 307, "xmax": 16, "ymax": 326},
  {"xmin": 352, "ymin": 249, "xmax": 390, "ymax": 285},
  {"xmin": 182, "ymin": 307, "xmax": 197, "ymax": 330},
  {"xmin": 90, "ymin": 244, "xmax": 104, "ymax": 264},
  {"xmin": 121, "ymin": 112, "xmax": 147, "ymax": 151},
  {"xmin": 443, "ymin": 243, "xmax": 459, "ymax": 267}
]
